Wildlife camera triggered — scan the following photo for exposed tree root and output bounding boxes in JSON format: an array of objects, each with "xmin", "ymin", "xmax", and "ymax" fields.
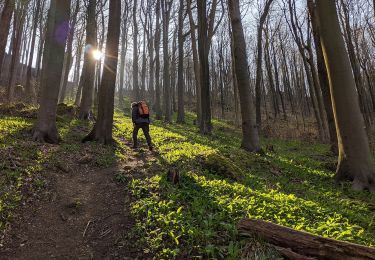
[
  {"xmin": 82, "ymin": 126, "xmax": 113, "ymax": 145},
  {"xmin": 335, "ymin": 160, "xmax": 375, "ymax": 193},
  {"xmin": 32, "ymin": 128, "xmax": 60, "ymax": 144}
]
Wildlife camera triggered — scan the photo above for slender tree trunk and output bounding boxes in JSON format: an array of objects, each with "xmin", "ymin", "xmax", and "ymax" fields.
[
  {"xmin": 264, "ymin": 30, "xmax": 279, "ymax": 119},
  {"xmin": 7, "ymin": 3, "xmax": 27, "ymax": 102},
  {"xmin": 176, "ymin": 0, "xmax": 185, "ymax": 123},
  {"xmin": 33, "ymin": 0, "xmax": 71, "ymax": 143},
  {"xmin": 271, "ymin": 42, "xmax": 287, "ymax": 120},
  {"xmin": 25, "ymin": 0, "xmax": 41, "ymax": 103},
  {"xmin": 317, "ymin": 0, "xmax": 375, "ymax": 192},
  {"xmin": 162, "ymin": 0, "xmax": 172, "ymax": 122},
  {"xmin": 340, "ymin": 0, "xmax": 368, "ymax": 126},
  {"xmin": 132, "ymin": 0, "xmax": 140, "ymax": 101},
  {"xmin": 140, "ymin": 10, "xmax": 147, "ymax": 98},
  {"xmin": 75, "ymin": 62, "xmax": 86, "ymax": 106},
  {"xmin": 218, "ymin": 42, "xmax": 226, "ymax": 119},
  {"xmin": 154, "ymin": 0, "xmax": 162, "ymax": 119},
  {"xmin": 197, "ymin": 0, "xmax": 212, "ymax": 134},
  {"xmin": 118, "ymin": 17, "xmax": 128, "ymax": 109},
  {"xmin": 228, "ymin": 0, "xmax": 260, "ymax": 152},
  {"xmin": 187, "ymin": 0, "xmax": 201, "ymax": 125},
  {"xmin": 59, "ymin": 0, "xmax": 79, "ymax": 104},
  {"xmin": 255, "ymin": 0, "xmax": 274, "ymax": 129},
  {"xmin": 83, "ymin": 0, "xmax": 121, "ymax": 144},
  {"xmin": 0, "ymin": 0, "xmax": 14, "ymax": 77},
  {"xmin": 147, "ymin": 11, "xmax": 155, "ymax": 106},
  {"xmin": 79, "ymin": 0, "xmax": 97, "ymax": 119}
]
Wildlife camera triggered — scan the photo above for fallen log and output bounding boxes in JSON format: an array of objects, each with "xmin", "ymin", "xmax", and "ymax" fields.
[{"xmin": 238, "ymin": 218, "xmax": 375, "ymax": 260}]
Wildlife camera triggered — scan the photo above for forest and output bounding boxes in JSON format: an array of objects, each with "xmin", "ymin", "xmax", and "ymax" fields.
[{"xmin": 0, "ymin": 0, "xmax": 375, "ymax": 258}]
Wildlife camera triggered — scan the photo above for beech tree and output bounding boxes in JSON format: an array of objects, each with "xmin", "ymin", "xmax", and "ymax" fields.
[
  {"xmin": 33, "ymin": 0, "xmax": 71, "ymax": 143},
  {"xmin": 317, "ymin": 0, "xmax": 375, "ymax": 192},
  {"xmin": 25, "ymin": 0, "xmax": 42, "ymax": 102},
  {"xmin": 161, "ymin": 0, "xmax": 173, "ymax": 123},
  {"xmin": 59, "ymin": 0, "xmax": 80, "ymax": 104},
  {"xmin": 197, "ymin": 0, "xmax": 212, "ymax": 134},
  {"xmin": 78, "ymin": 0, "xmax": 97, "ymax": 119},
  {"xmin": 176, "ymin": 0, "xmax": 185, "ymax": 123},
  {"xmin": 83, "ymin": 0, "xmax": 121, "ymax": 144},
  {"xmin": 0, "ymin": 0, "xmax": 14, "ymax": 77},
  {"xmin": 133, "ymin": 0, "xmax": 140, "ymax": 101},
  {"xmin": 154, "ymin": 0, "xmax": 162, "ymax": 120},
  {"xmin": 254, "ymin": 0, "xmax": 274, "ymax": 129},
  {"xmin": 228, "ymin": 0, "xmax": 260, "ymax": 152}
]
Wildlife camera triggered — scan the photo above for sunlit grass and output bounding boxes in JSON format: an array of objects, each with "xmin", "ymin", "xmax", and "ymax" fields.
[
  {"xmin": 1, "ymin": 109, "xmax": 374, "ymax": 259},
  {"xmin": 113, "ymin": 111, "xmax": 375, "ymax": 258}
]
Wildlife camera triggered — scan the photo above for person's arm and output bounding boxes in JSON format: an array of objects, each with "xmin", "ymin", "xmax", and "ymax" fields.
[{"xmin": 132, "ymin": 106, "xmax": 137, "ymax": 123}]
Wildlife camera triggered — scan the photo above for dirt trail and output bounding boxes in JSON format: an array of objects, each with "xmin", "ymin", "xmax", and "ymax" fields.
[{"xmin": 1, "ymin": 149, "xmax": 146, "ymax": 260}]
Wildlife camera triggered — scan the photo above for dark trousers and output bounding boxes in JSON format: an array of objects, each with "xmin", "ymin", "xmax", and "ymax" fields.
[{"xmin": 133, "ymin": 123, "xmax": 152, "ymax": 147}]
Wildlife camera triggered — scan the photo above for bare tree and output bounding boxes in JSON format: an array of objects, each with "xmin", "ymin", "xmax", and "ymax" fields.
[
  {"xmin": 161, "ymin": 0, "xmax": 172, "ymax": 122},
  {"xmin": 83, "ymin": 0, "xmax": 121, "ymax": 144},
  {"xmin": 176, "ymin": 0, "xmax": 185, "ymax": 123},
  {"xmin": 317, "ymin": 0, "xmax": 375, "ymax": 192},
  {"xmin": 197, "ymin": 0, "xmax": 212, "ymax": 134},
  {"xmin": 79, "ymin": 0, "xmax": 97, "ymax": 119},
  {"xmin": 254, "ymin": 0, "xmax": 274, "ymax": 128},
  {"xmin": 59, "ymin": 0, "xmax": 80, "ymax": 104},
  {"xmin": 33, "ymin": 0, "xmax": 71, "ymax": 143},
  {"xmin": 228, "ymin": 0, "xmax": 260, "ymax": 152},
  {"xmin": 0, "ymin": 0, "xmax": 14, "ymax": 77}
]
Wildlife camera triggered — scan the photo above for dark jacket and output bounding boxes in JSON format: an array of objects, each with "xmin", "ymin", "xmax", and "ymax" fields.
[{"xmin": 132, "ymin": 103, "xmax": 150, "ymax": 124}]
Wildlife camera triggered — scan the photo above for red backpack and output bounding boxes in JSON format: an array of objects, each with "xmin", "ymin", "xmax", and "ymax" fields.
[{"xmin": 138, "ymin": 101, "xmax": 150, "ymax": 118}]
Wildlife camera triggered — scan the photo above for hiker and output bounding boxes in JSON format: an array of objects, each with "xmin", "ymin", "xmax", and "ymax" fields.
[{"xmin": 131, "ymin": 101, "xmax": 153, "ymax": 151}]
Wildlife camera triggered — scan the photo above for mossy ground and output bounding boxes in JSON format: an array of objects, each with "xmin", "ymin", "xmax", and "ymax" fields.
[{"xmin": 1, "ymin": 106, "xmax": 374, "ymax": 259}]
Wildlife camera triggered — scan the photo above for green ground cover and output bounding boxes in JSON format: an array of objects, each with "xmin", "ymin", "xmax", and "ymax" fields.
[
  {"xmin": 1, "ymin": 107, "xmax": 374, "ymax": 259},
  {"xmin": 114, "ymin": 112, "xmax": 375, "ymax": 258}
]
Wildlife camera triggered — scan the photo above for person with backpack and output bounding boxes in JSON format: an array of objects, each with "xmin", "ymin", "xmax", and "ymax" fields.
[{"xmin": 131, "ymin": 101, "xmax": 153, "ymax": 151}]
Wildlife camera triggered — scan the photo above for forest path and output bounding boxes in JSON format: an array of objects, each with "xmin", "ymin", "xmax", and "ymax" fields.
[{"xmin": 1, "ymin": 142, "xmax": 148, "ymax": 259}]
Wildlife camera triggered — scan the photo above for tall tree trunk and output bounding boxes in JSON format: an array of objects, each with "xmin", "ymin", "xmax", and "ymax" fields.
[
  {"xmin": 75, "ymin": 62, "xmax": 86, "ymax": 106},
  {"xmin": 33, "ymin": 0, "xmax": 71, "ymax": 143},
  {"xmin": 307, "ymin": 0, "xmax": 338, "ymax": 154},
  {"xmin": 254, "ymin": 0, "xmax": 274, "ymax": 129},
  {"xmin": 176, "ymin": 0, "xmax": 185, "ymax": 123},
  {"xmin": 59, "ymin": 0, "xmax": 79, "ymax": 104},
  {"xmin": 35, "ymin": 7, "xmax": 47, "ymax": 97},
  {"xmin": 161, "ymin": 0, "xmax": 172, "ymax": 122},
  {"xmin": 118, "ymin": 11, "xmax": 128, "ymax": 109},
  {"xmin": 228, "ymin": 0, "xmax": 260, "ymax": 152},
  {"xmin": 25, "ymin": 0, "xmax": 41, "ymax": 103},
  {"xmin": 154, "ymin": 0, "xmax": 162, "ymax": 119},
  {"xmin": 0, "ymin": 0, "xmax": 14, "ymax": 77},
  {"xmin": 146, "ymin": 9, "xmax": 155, "ymax": 106},
  {"xmin": 340, "ymin": 0, "xmax": 368, "ymax": 126},
  {"xmin": 79, "ymin": 0, "xmax": 97, "ymax": 119},
  {"xmin": 264, "ymin": 29, "xmax": 279, "ymax": 119},
  {"xmin": 83, "ymin": 0, "xmax": 121, "ymax": 144},
  {"xmin": 187, "ymin": 0, "xmax": 201, "ymax": 125},
  {"xmin": 197, "ymin": 0, "xmax": 212, "ymax": 134},
  {"xmin": 132, "ymin": 0, "xmax": 140, "ymax": 101},
  {"xmin": 7, "ymin": 2, "xmax": 27, "ymax": 102},
  {"xmin": 317, "ymin": 0, "xmax": 375, "ymax": 192},
  {"xmin": 271, "ymin": 41, "xmax": 287, "ymax": 120},
  {"xmin": 218, "ymin": 41, "xmax": 226, "ymax": 119},
  {"xmin": 140, "ymin": 9, "xmax": 147, "ymax": 98}
]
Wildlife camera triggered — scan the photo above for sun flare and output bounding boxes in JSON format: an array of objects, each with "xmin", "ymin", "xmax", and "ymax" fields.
[{"xmin": 92, "ymin": 49, "xmax": 103, "ymax": 60}]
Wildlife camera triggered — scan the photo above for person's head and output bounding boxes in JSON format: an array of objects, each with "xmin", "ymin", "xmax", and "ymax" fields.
[{"xmin": 131, "ymin": 102, "xmax": 138, "ymax": 108}]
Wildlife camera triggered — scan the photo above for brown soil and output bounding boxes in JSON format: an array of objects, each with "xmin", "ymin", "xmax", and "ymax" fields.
[{"xmin": 0, "ymin": 148, "xmax": 147, "ymax": 259}]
